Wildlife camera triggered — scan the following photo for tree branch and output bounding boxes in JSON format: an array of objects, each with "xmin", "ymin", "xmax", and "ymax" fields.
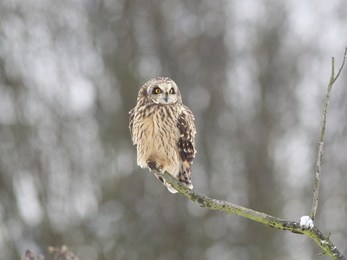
[
  {"xmin": 149, "ymin": 47, "xmax": 347, "ymax": 260},
  {"xmin": 311, "ymin": 46, "xmax": 347, "ymax": 220},
  {"xmin": 153, "ymin": 169, "xmax": 346, "ymax": 260}
]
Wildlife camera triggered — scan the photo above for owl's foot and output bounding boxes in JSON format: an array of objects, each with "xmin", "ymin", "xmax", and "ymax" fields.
[
  {"xmin": 146, "ymin": 159, "xmax": 156, "ymax": 169},
  {"xmin": 146, "ymin": 159, "xmax": 163, "ymax": 172}
]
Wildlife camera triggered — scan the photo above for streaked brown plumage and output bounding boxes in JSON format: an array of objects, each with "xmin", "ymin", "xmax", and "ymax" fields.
[{"xmin": 129, "ymin": 77, "xmax": 196, "ymax": 193}]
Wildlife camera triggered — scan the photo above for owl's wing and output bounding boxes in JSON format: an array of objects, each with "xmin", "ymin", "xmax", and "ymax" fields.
[
  {"xmin": 129, "ymin": 108, "xmax": 136, "ymax": 143},
  {"xmin": 177, "ymin": 105, "xmax": 196, "ymax": 165}
]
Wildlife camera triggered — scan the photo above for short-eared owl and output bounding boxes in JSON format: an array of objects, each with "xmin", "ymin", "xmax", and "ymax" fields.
[{"xmin": 129, "ymin": 77, "xmax": 196, "ymax": 193}]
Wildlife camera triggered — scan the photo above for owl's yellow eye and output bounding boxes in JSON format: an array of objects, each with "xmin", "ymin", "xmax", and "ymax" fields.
[
  {"xmin": 154, "ymin": 88, "xmax": 162, "ymax": 94},
  {"xmin": 169, "ymin": 88, "xmax": 175, "ymax": 94}
]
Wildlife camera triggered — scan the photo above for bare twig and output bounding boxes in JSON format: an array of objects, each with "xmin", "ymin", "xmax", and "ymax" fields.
[
  {"xmin": 310, "ymin": 46, "xmax": 347, "ymax": 220},
  {"xmin": 154, "ymin": 169, "xmax": 347, "ymax": 260}
]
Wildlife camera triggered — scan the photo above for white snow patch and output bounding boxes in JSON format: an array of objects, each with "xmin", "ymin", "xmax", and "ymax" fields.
[{"xmin": 300, "ymin": 216, "xmax": 314, "ymax": 229}]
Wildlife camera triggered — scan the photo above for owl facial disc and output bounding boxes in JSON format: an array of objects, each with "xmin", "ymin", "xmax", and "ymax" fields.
[{"xmin": 147, "ymin": 82, "xmax": 179, "ymax": 105}]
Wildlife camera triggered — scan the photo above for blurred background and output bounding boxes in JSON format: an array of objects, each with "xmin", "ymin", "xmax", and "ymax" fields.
[{"xmin": 0, "ymin": 0, "xmax": 347, "ymax": 259}]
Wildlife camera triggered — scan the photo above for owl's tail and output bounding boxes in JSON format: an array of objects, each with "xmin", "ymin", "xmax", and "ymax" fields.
[{"xmin": 178, "ymin": 163, "xmax": 193, "ymax": 189}]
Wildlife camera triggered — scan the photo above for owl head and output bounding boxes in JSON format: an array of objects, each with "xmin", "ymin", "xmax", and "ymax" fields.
[{"xmin": 140, "ymin": 77, "xmax": 182, "ymax": 105}]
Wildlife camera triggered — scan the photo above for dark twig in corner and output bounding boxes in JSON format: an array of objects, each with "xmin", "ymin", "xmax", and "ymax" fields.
[{"xmin": 311, "ymin": 46, "xmax": 347, "ymax": 220}]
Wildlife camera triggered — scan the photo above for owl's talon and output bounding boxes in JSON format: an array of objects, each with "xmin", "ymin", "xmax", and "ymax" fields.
[
  {"xmin": 146, "ymin": 160, "xmax": 164, "ymax": 173},
  {"xmin": 146, "ymin": 159, "xmax": 157, "ymax": 170}
]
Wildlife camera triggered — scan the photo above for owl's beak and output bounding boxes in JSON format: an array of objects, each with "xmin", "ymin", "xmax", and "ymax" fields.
[{"xmin": 164, "ymin": 93, "xmax": 169, "ymax": 102}]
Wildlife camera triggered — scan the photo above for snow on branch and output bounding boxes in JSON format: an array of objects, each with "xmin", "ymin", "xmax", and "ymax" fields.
[{"xmin": 300, "ymin": 216, "xmax": 314, "ymax": 229}]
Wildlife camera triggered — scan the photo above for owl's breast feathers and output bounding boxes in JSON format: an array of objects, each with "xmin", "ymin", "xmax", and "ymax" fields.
[
  {"xmin": 129, "ymin": 98, "xmax": 196, "ymax": 193},
  {"xmin": 129, "ymin": 104, "xmax": 196, "ymax": 165}
]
